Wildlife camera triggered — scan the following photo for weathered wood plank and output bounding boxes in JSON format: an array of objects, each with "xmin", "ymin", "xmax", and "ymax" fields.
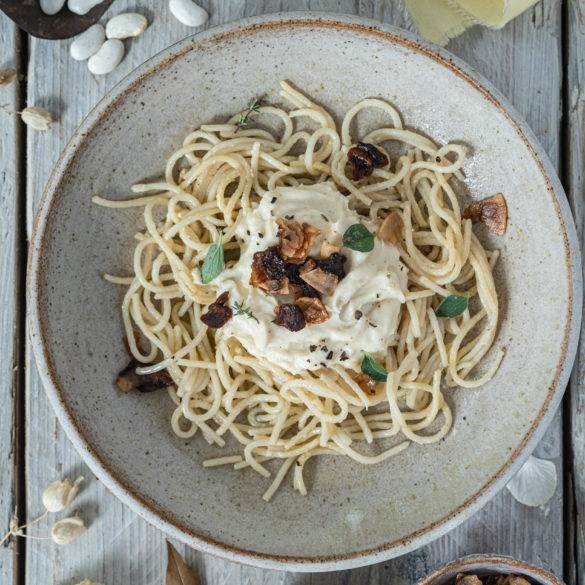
[
  {"xmin": 0, "ymin": 12, "xmax": 20, "ymax": 585},
  {"xmin": 564, "ymin": 1, "xmax": 585, "ymax": 583},
  {"xmin": 24, "ymin": 1, "xmax": 565, "ymax": 584}
]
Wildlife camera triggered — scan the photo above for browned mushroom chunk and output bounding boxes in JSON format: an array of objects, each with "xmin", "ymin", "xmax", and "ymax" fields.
[
  {"xmin": 320, "ymin": 240, "xmax": 341, "ymax": 259},
  {"xmin": 276, "ymin": 218, "xmax": 320, "ymax": 264},
  {"xmin": 295, "ymin": 296, "xmax": 329, "ymax": 324},
  {"xmin": 377, "ymin": 210, "xmax": 404, "ymax": 245},
  {"xmin": 201, "ymin": 291, "xmax": 233, "ymax": 329},
  {"xmin": 455, "ymin": 575, "xmax": 483, "ymax": 585},
  {"xmin": 115, "ymin": 359, "xmax": 173, "ymax": 393},
  {"xmin": 347, "ymin": 142, "xmax": 389, "ymax": 180},
  {"xmin": 300, "ymin": 267, "xmax": 339, "ymax": 296},
  {"xmin": 273, "ymin": 303, "xmax": 306, "ymax": 331},
  {"xmin": 462, "ymin": 193, "xmax": 508, "ymax": 235}
]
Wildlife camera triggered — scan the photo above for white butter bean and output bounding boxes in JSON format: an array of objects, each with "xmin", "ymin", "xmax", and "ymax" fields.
[
  {"xmin": 67, "ymin": 0, "xmax": 103, "ymax": 16},
  {"xmin": 70, "ymin": 24, "xmax": 105, "ymax": 61},
  {"xmin": 40, "ymin": 0, "xmax": 66, "ymax": 15},
  {"xmin": 87, "ymin": 39, "xmax": 124, "ymax": 75},
  {"xmin": 106, "ymin": 13, "xmax": 148, "ymax": 40},
  {"xmin": 169, "ymin": 0, "xmax": 208, "ymax": 28}
]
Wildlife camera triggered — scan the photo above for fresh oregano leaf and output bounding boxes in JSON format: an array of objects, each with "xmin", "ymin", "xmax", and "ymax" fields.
[
  {"xmin": 360, "ymin": 353, "xmax": 388, "ymax": 382},
  {"xmin": 201, "ymin": 234, "xmax": 224, "ymax": 284},
  {"xmin": 435, "ymin": 294, "xmax": 468, "ymax": 318},
  {"xmin": 342, "ymin": 224, "xmax": 374, "ymax": 252}
]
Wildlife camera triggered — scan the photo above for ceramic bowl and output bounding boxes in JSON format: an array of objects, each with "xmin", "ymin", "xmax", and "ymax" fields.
[
  {"xmin": 417, "ymin": 554, "xmax": 565, "ymax": 585},
  {"xmin": 28, "ymin": 13, "xmax": 582, "ymax": 571}
]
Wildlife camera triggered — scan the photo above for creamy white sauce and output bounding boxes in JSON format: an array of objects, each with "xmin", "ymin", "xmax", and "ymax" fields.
[{"xmin": 214, "ymin": 183, "xmax": 407, "ymax": 374}]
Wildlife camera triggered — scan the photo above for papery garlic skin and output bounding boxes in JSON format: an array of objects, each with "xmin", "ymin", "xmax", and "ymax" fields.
[
  {"xmin": 42, "ymin": 476, "xmax": 83, "ymax": 512},
  {"xmin": 76, "ymin": 580, "xmax": 104, "ymax": 585},
  {"xmin": 20, "ymin": 107, "xmax": 53, "ymax": 131},
  {"xmin": 506, "ymin": 455, "xmax": 557, "ymax": 507},
  {"xmin": 51, "ymin": 516, "xmax": 87, "ymax": 545}
]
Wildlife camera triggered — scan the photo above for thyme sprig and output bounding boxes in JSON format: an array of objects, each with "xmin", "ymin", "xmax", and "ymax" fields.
[
  {"xmin": 232, "ymin": 301, "xmax": 260, "ymax": 323},
  {"xmin": 235, "ymin": 97, "xmax": 262, "ymax": 132}
]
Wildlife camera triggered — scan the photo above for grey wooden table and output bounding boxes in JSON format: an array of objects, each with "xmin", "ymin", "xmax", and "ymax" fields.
[{"xmin": 0, "ymin": 1, "xmax": 583, "ymax": 584}]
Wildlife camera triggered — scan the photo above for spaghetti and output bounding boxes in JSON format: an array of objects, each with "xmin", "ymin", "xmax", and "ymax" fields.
[{"xmin": 95, "ymin": 81, "xmax": 503, "ymax": 501}]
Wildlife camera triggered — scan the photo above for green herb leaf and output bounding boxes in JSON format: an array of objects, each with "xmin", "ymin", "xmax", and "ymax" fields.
[
  {"xmin": 435, "ymin": 295, "xmax": 468, "ymax": 318},
  {"xmin": 360, "ymin": 353, "xmax": 388, "ymax": 382},
  {"xmin": 342, "ymin": 224, "xmax": 374, "ymax": 252},
  {"xmin": 201, "ymin": 235, "xmax": 224, "ymax": 284}
]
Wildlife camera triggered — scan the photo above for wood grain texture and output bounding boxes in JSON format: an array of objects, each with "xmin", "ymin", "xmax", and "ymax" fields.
[
  {"xmin": 0, "ymin": 13, "xmax": 20, "ymax": 585},
  {"xmin": 565, "ymin": 1, "xmax": 585, "ymax": 584},
  {"xmin": 22, "ymin": 1, "xmax": 567, "ymax": 584}
]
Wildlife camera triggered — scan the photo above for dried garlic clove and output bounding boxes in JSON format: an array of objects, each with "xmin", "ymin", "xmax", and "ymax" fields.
[
  {"xmin": 377, "ymin": 210, "xmax": 404, "ymax": 245},
  {"xmin": 0, "ymin": 68, "xmax": 17, "ymax": 87},
  {"xmin": 462, "ymin": 192, "xmax": 508, "ymax": 235},
  {"xmin": 42, "ymin": 476, "xmax": 83, "ymax": 512},
  {"xmin": 20, "ymin": 106, "xmax": 54, "ymax": 131},
  {"xmin": 506, "ymin": 455, "xmax": 557, "ymax": 507},
  {"xmin": 51, "ymin": 515, "xmax": 87, "ymax": 545}
]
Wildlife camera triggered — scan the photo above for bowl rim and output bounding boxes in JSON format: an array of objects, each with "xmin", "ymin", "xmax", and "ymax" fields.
[
  {"xmin": 27, "ymin": 11, "xmax": 583, "ymax": 572},
  {"xmin": 416, "ymin": 554, "xmax": 565, "ymax": 584}
]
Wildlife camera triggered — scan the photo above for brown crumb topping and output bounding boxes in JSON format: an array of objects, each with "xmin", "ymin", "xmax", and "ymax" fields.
[
  {"xmin": 462, "ymin": 192, "xmax": 508, "ymax": 235},
  {"xmin": 273, "ymin": 303, "xmax": 306, "ymax": 332},
  {"xmin": 276, "ymin": 218, "xmax": 320, "ymax": 264},
  {"xmin": 295, "ymin": 296, "xmax": 329, "ymax": 324},
  {"xmin": 347, "ymin": 142, "xmax": 389, "ymax": 181},
  {"xmin": 377, "ymin": 210, "xmax": 404, "ymax": 245},
  {"xmin": 201, "ymin": 291, "xmax": 233, "ymax": 329}
]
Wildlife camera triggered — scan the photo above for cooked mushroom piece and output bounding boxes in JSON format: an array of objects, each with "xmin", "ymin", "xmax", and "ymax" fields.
[
  {"xmin": 201, "ymin": 291, "xmax": 233, "ymax": 328},
  {"xmin": 250, "ymin": 246, "xmax": 287, "ymax": 288},
  {"xmin": 347, "ymin": 142, "xmax": 389, "ymax": 181},
  {"xmin": 320, "ymin": 240, "xmax": 341, "ymax": 259},
  {"xmin": 462, "ymin": 192, "xmax": 508, "ymax": 235},
  {"xmin": 277, "ymin": 218, "xmax": 320, "ymax": 264},
  {"xmin": 300, "ymin": 267, "xmax": 339, "ymax": 296},
  {"xmin": 273, "ymin": 303, "xmax": 306, "ymax": 331},
  {"xmin": 295, "ymin": 296, "xmax": 329, "ymax": 324},
  {"xmin": 377, "ymin": 210, "xmax": 404, "ymax": 245},
  {"xmin": 316, "ymin": 252, "xmax": 346, "ymax": 280},
  {"xmin": 351, "ymin": 372, "xmax": 378, "ymax": 394},
  {"xmin": 116, "ymin": 359, "xmax": 173, "ymax": 393},
  {"xmin": 455, "ymin": 575, "xmax": 483, "ymax": 585}
]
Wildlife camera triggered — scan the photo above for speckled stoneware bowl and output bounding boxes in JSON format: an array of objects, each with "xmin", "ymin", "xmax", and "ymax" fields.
[
  {"xmin": 417, "ymin": 554, "xmax": 565, "ymax": 585},
  {"xmin": 28, "ymin": 13, "xmax": 582, "ymax": 572}
]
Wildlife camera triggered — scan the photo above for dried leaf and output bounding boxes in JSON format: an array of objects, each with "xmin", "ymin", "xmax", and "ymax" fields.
[
  {"xmin": 0, "ymin": 68, "xmax": 17, "ymax": 87},
  {"xmin": 166, "ymin": 541, "xmax": 200, "ymax": 585}
]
